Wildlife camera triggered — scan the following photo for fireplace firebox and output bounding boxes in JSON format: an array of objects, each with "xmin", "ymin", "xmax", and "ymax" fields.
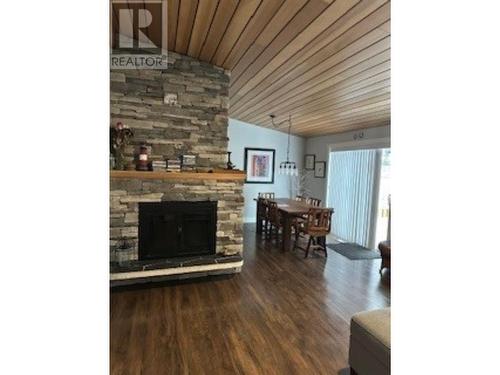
[{"xmin": 138, "ymin": 201, "xmax": 217, "ymax": 260}]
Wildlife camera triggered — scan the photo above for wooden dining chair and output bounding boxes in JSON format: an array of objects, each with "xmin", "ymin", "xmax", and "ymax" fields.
[
  {"xmin": 306, "ymin": 197, "xmax": 321, "ymax": 207},
  {"xmin": 267, "ymin": 201, "xmax": 282, "ymax": 243},
  {"xmin": 258, "ymin": 192, "xmax": 275, "ymax": 199},
  {"xmin": 295, "ymin": 196, "xmax": 321, "ymax": 229},
  {"xmin": 294, "ymin": 208, "xmax": 333, "ymax": 258}
]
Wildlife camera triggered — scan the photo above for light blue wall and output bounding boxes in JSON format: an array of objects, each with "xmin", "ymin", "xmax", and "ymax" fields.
[{"xmin": 228, "ymin": 118, "xmax": 306, "ymax": 222}]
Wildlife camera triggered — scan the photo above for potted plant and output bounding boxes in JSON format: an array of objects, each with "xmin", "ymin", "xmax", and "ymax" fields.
[
  {"xmin": 110, "ymin": 122, "xmax": 134, "ymax": 170},
  {"xmin": 290, "ymin": 168, "xmax": 311, "ymax": 198}
]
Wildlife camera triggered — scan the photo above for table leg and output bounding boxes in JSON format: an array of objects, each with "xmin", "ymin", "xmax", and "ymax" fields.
[{"xmin": 282, "ymin": 213, "xmax": 292, "ymax": 251}]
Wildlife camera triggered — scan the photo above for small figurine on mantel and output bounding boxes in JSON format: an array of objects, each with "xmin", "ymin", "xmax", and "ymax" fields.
[
  {"xmin": 226, "ymin": 151, "xmax": 235, "ymax": 170},
  {"xmin": 110, "ymin": 122, "xmax": 134, "ymax": 170}
]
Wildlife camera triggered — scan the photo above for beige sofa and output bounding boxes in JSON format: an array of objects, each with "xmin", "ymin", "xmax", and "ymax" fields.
[{"xmin": 349, "ymin": 308, "xmax": 391, "ymax": 375}]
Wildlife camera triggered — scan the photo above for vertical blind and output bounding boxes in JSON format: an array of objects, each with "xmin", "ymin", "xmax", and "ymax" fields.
[{"xmin": 328, "ymin": 149, "xmax": 380, "ymax": 248}]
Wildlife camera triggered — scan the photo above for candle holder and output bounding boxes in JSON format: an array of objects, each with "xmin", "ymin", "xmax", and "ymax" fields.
[
  {"xmin": 226, "ymin": 151, "xmax": 235, "ymax": 170},
  {"xmin": 136, "ymin": 145, "xmax": 149, "ymax": 171}
]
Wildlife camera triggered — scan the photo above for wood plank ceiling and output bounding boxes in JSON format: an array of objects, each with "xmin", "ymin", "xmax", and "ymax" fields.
[{"xmin": 167, "ymin": 0, "xmax": 390, "ymax": 137}]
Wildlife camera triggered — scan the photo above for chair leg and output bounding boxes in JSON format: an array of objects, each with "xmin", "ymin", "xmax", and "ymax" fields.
[
  {"xmin": 319, "ymin": 236, "xmax": 327, "ymax": 257},
  {"xmin": 305, "ymin": 236, "xmax": 312, "ymax": 258}
]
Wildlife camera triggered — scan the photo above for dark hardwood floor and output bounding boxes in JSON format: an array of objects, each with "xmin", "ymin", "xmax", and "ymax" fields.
[{"xmin": 111, "ymin": 224, "xmax": 390, "ymax": 375}]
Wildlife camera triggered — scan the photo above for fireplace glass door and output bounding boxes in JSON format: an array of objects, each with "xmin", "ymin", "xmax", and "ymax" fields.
[{"xmin": 138, "ymin": 201, "xmax": 217, "ymax": 260}]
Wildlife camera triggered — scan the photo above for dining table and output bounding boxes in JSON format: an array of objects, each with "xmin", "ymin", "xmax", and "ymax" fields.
[{"xmin": 255, "ymin": 198, "xmax": 318, "ymax": 251}]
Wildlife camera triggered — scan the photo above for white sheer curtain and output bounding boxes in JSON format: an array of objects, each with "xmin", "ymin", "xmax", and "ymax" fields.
[{"xmin": 327, "ymin": 149, "xmax": 381, "ymax": 248}]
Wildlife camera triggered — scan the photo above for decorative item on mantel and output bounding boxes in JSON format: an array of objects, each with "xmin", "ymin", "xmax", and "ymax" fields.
[
  {"xmin": 136, "ymin": 144, "xmax": 149, "ymax": 171},
  {"xmin": 167, "ymin": 158, "xmax": 181, "ymax": 172},
  {"xmin": 110, "ymin": 121, "xmax": 133, "ymax": 170},
  {"xmin": 226, "ymin": 151, "xmax": 235, "ymax": 170},
  {"xmin": 181, "ymin": 154, "xmax": 196, "ymax": 172},
  {"xmin": 270, "ymin": 114, "xmax": 298, "ymax": 176},
  {"xmin": 151, "ymin": 159, "xmax": 167, "ymax": 171}
]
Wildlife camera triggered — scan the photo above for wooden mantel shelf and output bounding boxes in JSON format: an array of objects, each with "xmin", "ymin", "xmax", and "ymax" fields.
[{"xmin": 110, "ymin": 170, "xmax": 246, "ymax": 181}]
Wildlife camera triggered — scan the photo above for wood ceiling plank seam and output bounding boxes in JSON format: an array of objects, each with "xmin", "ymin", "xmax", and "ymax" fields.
[
  {"xmin": 206, "ymin": 0, "xmax": 246, "ymax": 63},
  {"xmin": 265, "ymin": 99, "xmax": 391, "ymax": 133},
  {"xmin": 246, "ymin": 78, "xmax": 391, "ymax": 124},
  {"xmin": 262, "ymin": 114, "xmax": 390, "ymax": 136},
  {"xmin": 301, "ymin": 121, "xmax": 390, "ymax": 137},
  {"xmin": 330, "ymin": 99, "xmax": 390, "ymax": 117},
  {"xmin": 229, "ymin": 0, "xmax": 389, "ymax": 95},
  {"xmin": 289, "ymin": 112, "xmax": 391, "ymax": 135},
  {"xmin": 190, "ymin": 0, "xmax": 221, "ymax": 59},
  {"xmin": 211, "ymin": 0, "xmax": 264, "ymax": 66},
  {"xmin": 229, "ymin": 0, "xmax": 362, "ymax": 97},
  {"xmin": 198, "ymin": 0, "xmax": 240, "ymax": 62},
  {"xmin": 292, "ymin": 114, "xmax": 390, "ymax": 133},
  {"xmin": 187, "ymin": 0, "xmax": 220, "ymax": 57},
  {"xmin": 292, "ymin": 108, "xmax": 391, "ymax": 131},
  {"xmin": 248, "ymin": 88, "xmax": 391, "ymax": 125},
  {"xmin": 302, "ymin": 109, "xmax": 392, "ymax": 128},
  {"xmin": 230, "ymin": 0, "xmax": 337, "ymax": 91},
  {"xmin": 296, "ymin": 118, "xmax": 390, "ymax": 135},
  {"xmin": 229, "ymin": 0, "xmax": 315, "ymax": 84},
  {"xmin": 221, "ymin": 0, "xmax": 287, "ymax": 69},
  {"xmin": 289, "ymin": 97, "xmax": 391, "ymax": 126},
  {"xmin": 216, "ymin": 0, "xmax": 272, "ymax": 68},
  {"xmin": 231, "ymin": 24, "xmax": 390, "ymax": 114},
  {"xmin": 247, "ymin": 0, "xmax": 390, "ymax": 90},
  {"xmin": 175, "ymin": 0, "xmax": 200, "ymax": 55},
  {"xmin": 230, "ymin": 14, "xmax": 390, "ymax": 112},
  {"xmin": 235, "ymin": 48, "xmax": 391, "ymax": 118},
  {"xmin": 242, "ymin": 74, "xmax": 391, "ymax": 123},
  {"xmin": 288, "ymin": 87, "xmax": 391, "ymax": 118},
  {"xmin": 168, "ymin": 0, "xmax": 180, "ymax": 51},
  {"xmin": 232, "ymin": 68, "xmax": 391, "ymax": 128},
  {"xmin": 259, "ymin": 107, "xmax": 390, "ymax": 134},
  {"xmin": 233, "ymin": 60, "xmax": 390, "ymax": 126},
  {"xmin": 235, "ymin": 35, "xmax": 390, "ymax": 121},
  {"xmin": 184, "ymin": 0, "xmax": 202, "ymax": 56},
  {"xmin": 250, "ymin": 106, "xmax": 390, "ymax": 134},
  {"xmin": 233, "ymin": 48, "xmax": 390, "ymax": 119},
  {"xmin": 298, "ymin": 117, "xmax": 391, "ymax": 136}
]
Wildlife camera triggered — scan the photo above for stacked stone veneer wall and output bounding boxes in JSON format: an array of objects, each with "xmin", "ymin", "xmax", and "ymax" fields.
[
  {"xmin": 110, "ymin": 51, "xmax": 230, "ymax": 169},
  {"xmin": 110, "ymin": 177, "xmax": 244, "ymax": 263}
]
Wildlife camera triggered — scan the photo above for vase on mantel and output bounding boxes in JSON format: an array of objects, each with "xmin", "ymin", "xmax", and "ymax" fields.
[{"xmin": 226, "ymin": 151, "xmax": 235, "ymax": 170}]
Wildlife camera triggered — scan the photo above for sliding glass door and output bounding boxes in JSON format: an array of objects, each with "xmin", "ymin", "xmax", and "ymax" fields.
[{"xmin": 326, "ymin": 148, "xmax": 388, "ymax": 249}]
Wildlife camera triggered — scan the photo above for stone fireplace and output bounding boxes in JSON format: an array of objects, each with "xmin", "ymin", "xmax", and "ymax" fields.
[{"xmin": 110, "ymin": 52, "xmax": 244, "ymax": 284}]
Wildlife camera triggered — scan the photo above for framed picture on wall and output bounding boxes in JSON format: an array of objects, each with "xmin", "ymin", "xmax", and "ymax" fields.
[
  {"xmin": 304, "ymin": 154, "xmax": 315, "ymax": 170},
  {"xmin": 244, "ymin": 148, "xmax": 275, "ymax": 184},
  {"xmin": 314, "ymin": 161, "xmax": 326, "ymax": 178}
]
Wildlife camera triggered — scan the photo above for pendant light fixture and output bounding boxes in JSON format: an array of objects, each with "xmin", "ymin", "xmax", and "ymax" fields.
[{"xmin": 270, "ymin": 114, "xmax": 298, "ymax": 176}]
